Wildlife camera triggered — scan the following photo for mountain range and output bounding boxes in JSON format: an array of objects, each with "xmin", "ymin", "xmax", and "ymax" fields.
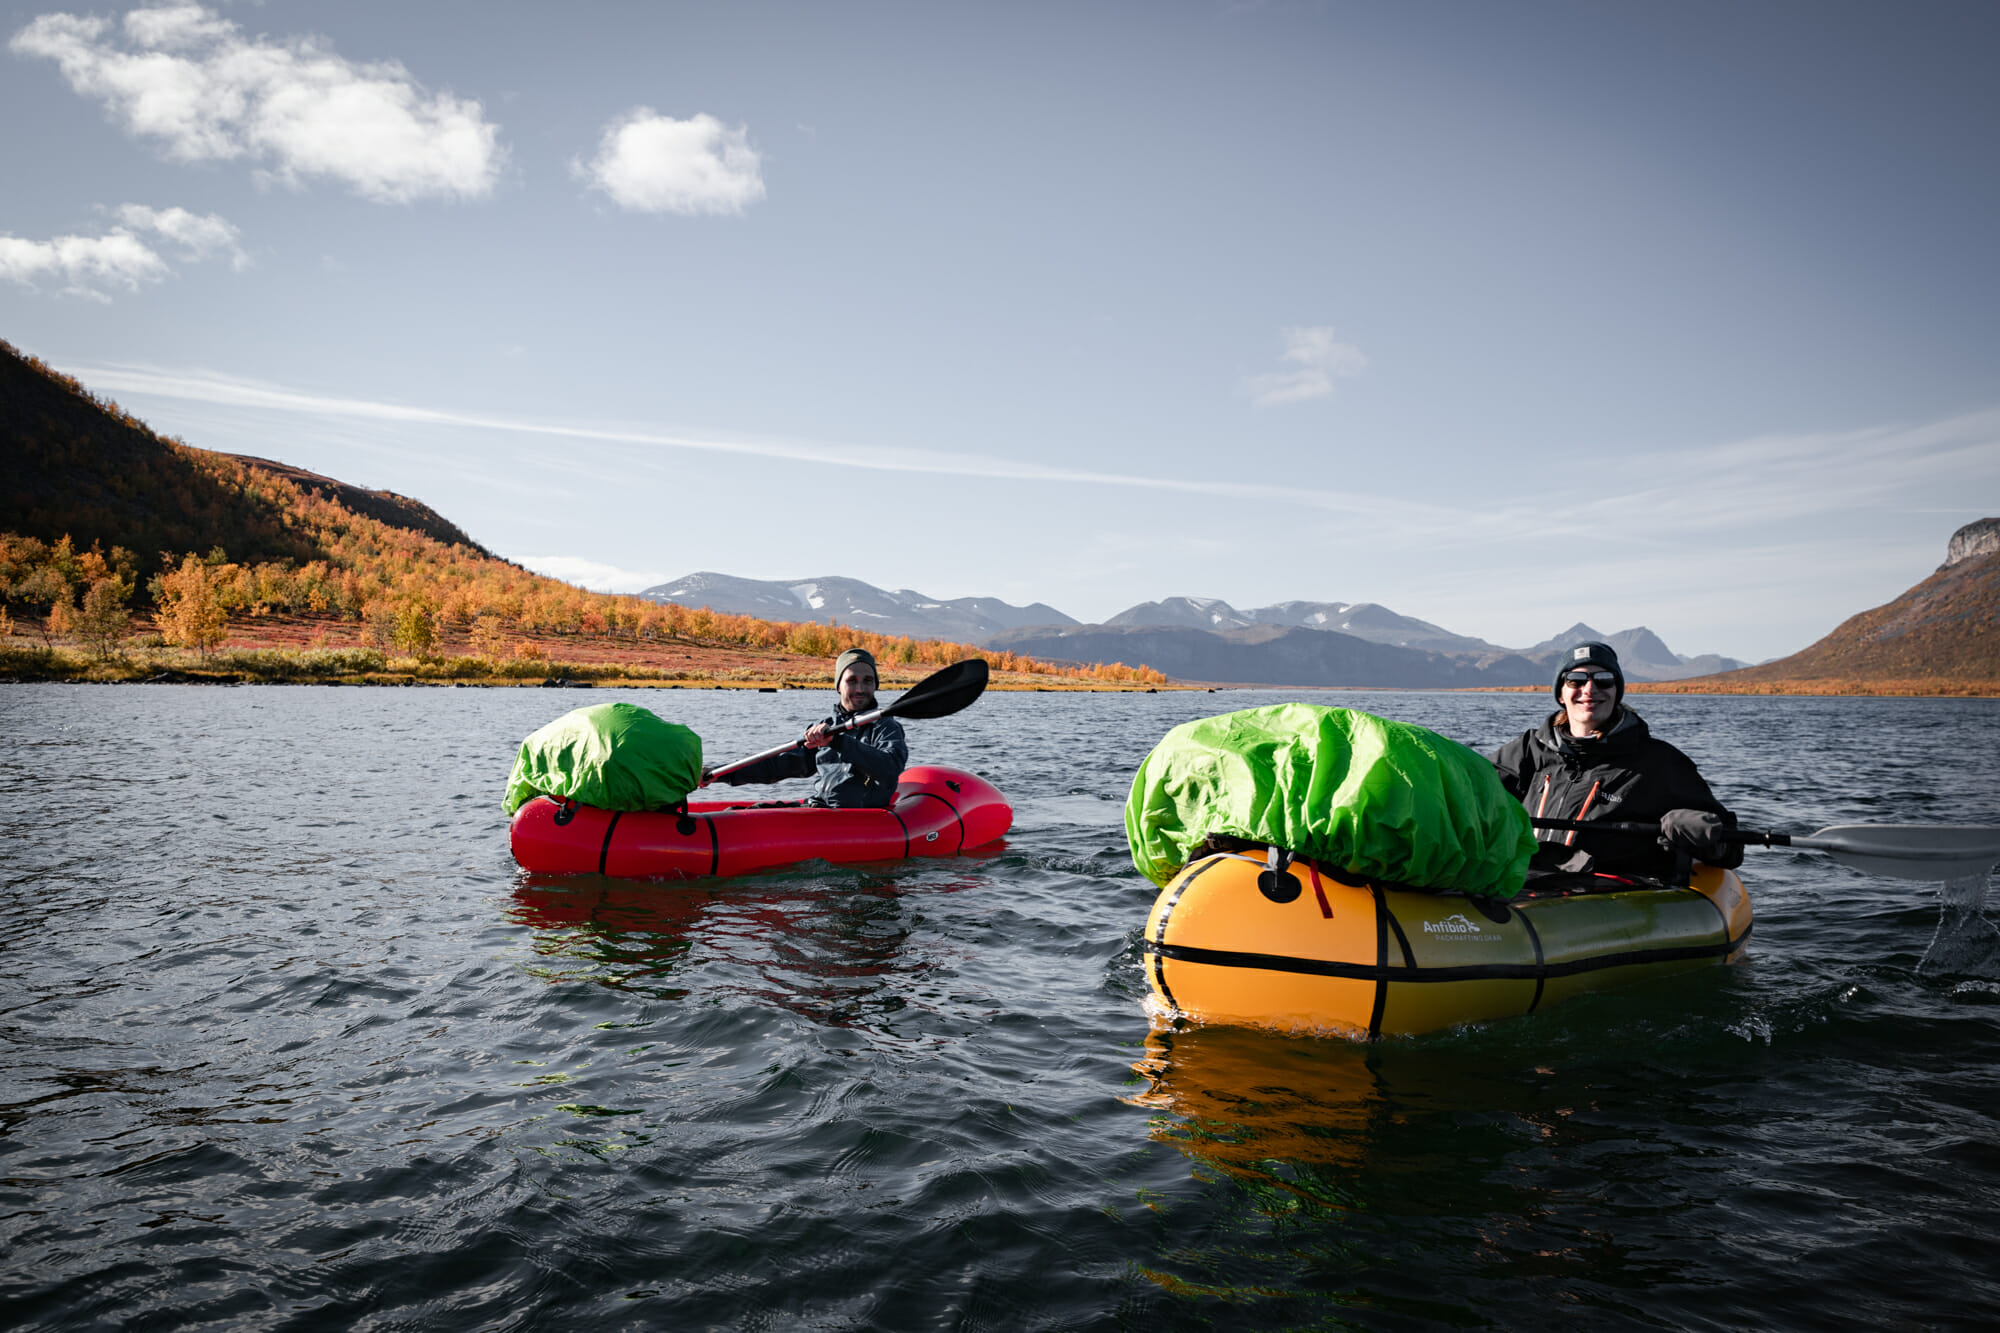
[
  {"xmin": 639, "ymin": 573, "xmax": 1747, "ymax": 685},
  {"xmin": 638, "ymin": 572, "xmax": 1077, "ymax": 644}
]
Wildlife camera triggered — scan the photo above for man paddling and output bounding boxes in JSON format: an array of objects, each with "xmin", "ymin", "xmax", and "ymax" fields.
[
  {"xmin": 702, "ymin": 647, "xmax": 909, "ymax": 808},
  {"xmin": 1492, "ymin": 641, "xmax": 1742, "ymax": 882}
]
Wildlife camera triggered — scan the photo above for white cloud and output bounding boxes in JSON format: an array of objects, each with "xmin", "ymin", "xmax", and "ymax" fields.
[
  {"xmin": 1244, "ymin": 325, "xmax": 1368, "ymax": 406},
  {"xmin": 0, "ymin": 203, "xmax": 243, "ymax": 296},
  {"xmin": 514, "ymin": 556, "xmax": 672, "ymax": 594},
  {"xmin": 576, "ymin": 108, "xmax": 764, "ymax": 215},
  {"xmin": 115, "ymin": 203, "xmax": 247, "ymax": 267},
  {"xmin": 10, "ymin": 4, "xmax": 503, "ymax": 202},
  {"xmin": 0, "ymin": 230, "xmax": 164, "ymax": 296}
]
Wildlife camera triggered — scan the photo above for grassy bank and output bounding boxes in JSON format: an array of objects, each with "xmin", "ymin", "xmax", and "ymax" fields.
[
  {"xmin": 1482, "ymin": 679, "xmax": 1998, "ymax": 697},
  {"xmin": 0, "ymin": 640, "xmax": 1174, "ymax": 691},
  {"xmin": 1628, "ymin": 677, "xmax": 2000, "ymax": 698}
]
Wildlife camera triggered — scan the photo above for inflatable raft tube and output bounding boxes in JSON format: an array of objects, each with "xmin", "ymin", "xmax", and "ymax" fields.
[
  {"xmin": 510, "ymin": 765, "xmax": 1012, "ymax": 879},
  {"xmin": 1142, "ymin": 852, "xmax": 1751, "ymax": 1038}
]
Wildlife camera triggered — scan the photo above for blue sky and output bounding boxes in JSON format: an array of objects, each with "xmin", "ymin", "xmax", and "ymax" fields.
[{"xmin": 4, "ymin": 1, "xmax": 1996, "ymax": 662}]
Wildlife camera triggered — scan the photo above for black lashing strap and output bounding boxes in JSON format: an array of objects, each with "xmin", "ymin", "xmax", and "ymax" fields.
[
  {"xmin": 1520, "ymin": 909, "xmax": 1548, "ymax": 1012},
  {"xmin": 895, "ymin": 791, "xmax": 963, "ymax": 851},
  {"xmin": 1369, "ymin": 885, "xmax": 1389, "ymax": 1038},
  {"xmin": 1147, "ymin": 855, "xmax": 1238, "ymax": 1014},
  {"xmin": 598, "ymin": 812, "xmax": 622, "ymax": 875}
]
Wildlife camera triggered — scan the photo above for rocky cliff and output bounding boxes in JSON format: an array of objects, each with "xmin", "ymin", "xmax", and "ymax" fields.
[{"xmin": 1943, "ymin": 517, "xmax": 2000, "ymax": 570}]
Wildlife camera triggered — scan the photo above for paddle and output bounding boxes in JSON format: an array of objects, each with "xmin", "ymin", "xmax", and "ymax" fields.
[
  {"xmin": 705, "ymin": 658, "xmax": 991, "ymax": 782},
  {"xmin": 1529, "ymin": 817, "xmax": 2000, "ymax": 881}
]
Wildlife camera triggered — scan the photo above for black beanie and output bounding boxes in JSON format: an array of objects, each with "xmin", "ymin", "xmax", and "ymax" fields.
[{"xmin": 1552, "ymin": 641, "xmax": 1625, "ymax": 700}]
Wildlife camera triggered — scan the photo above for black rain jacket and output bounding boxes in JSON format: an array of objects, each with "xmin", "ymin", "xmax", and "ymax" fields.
[
  {"xmin": 719, "ymin": 704, "xmax": 908, "ymax": 809},
  {"xmin": 1491, "ymin": 705, "xmax": 1742, "ymax": 881}
]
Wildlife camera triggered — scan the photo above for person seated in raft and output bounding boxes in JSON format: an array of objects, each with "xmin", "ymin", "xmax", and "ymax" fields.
[
  {"xmin": 1491, "ymin": 640, "xmax": 1744, "ymax": 882},
  {"xmin": 702, "ymin": 647, "xmax": 909, "ymax": 808}
]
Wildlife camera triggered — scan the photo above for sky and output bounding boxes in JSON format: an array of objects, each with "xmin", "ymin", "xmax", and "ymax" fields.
[{"xmin": 3, "ymin": 0, "xmax": 1997, "ymax": 663}]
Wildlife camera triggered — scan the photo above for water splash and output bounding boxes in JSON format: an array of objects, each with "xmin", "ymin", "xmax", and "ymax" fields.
[{"xmin": 1918, "ymin": 870, "xmax": 2000, "ymax": 978}]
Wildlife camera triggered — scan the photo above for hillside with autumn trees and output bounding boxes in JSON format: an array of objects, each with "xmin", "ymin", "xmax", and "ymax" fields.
[{"xmin": 0, "ymin": 339, "xmax": 1164, "ymax": 687}]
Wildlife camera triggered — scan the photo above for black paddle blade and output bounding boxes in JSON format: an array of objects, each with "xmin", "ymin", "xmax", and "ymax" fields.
[{"xmin": 881, "ymin": 658, "xmax": 989, "ymax": 721}]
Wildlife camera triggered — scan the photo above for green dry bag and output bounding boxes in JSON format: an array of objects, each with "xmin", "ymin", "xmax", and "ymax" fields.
[
  {"xmin": 503, "ymin": 702, "xmax": 704, "ymax": 815},
  {"xmin": 1125, "ymin": 703, "xmax": 1536, "ymax": 897}
]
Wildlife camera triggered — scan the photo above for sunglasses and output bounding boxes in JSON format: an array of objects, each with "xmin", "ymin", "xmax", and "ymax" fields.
[{"xmin": 1560, "ymin": 670, "xmax": 1617, "ymax": 689}]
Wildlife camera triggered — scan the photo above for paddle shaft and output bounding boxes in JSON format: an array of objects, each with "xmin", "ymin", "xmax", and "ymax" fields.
[
  {"xmin": 705, "ymin": 702, "xmax": 897, "ymax": 781},
  {"xmin": 1529, "ymin": 816, "xmax": 1792, "ymax": 846},
  {"xmin": 1530, "ymin": 815, "xmax": 2000, "ymax": 878}
]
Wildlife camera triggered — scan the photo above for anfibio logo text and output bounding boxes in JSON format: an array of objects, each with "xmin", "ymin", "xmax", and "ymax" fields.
[{"xmin": 1423, "ymin": 913, "xmax": 1499, "ymax": 939}]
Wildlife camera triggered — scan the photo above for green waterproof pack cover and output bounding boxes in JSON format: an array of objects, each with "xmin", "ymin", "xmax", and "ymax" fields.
[
  {"xmin": 1125, "ymin": 704, "xmax": 1537, "ymax": 897},
  {"xmin": 503, "ymin": 702, "xmax": 704, "ymax": 815}
]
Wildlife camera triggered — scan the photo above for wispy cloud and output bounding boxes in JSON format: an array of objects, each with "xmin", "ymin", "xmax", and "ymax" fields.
[
  {"xmin": 11, "ymin": 4, "xmax": 504, "ymax": 202},
  {"xmin": 574, "ymin": 109, "xmax": 764, "ymax": 215},
  {"xmin": 515, "ymin": 556, "xmax": 672, "ymax": 594},
  {"xmin": 115, "ymin": 203, "xmax": 247, "ymax": 267},
  {"xmin": 1537, "ymin": 409, "xmax": 2000, "ymax": 539},
  {"xmin": 54, "ymin": 359, "xmax": 2000, "ymax": 569},
  {"xmin": 0, "ymin": 203, "xmax": 244, "ymax": 297},
  {"xmin": 1244, "ymin": 325, "xmax": 1368, "ymax": 406},
  {"xmin": 65, "ymin": 360, "xmax": 1439, "ymax": 523}
]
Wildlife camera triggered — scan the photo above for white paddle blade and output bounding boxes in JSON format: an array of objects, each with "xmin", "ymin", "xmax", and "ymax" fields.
[{"xmin": 1798, "ymin": 824, "xmax": 2000, "ymax": 881}]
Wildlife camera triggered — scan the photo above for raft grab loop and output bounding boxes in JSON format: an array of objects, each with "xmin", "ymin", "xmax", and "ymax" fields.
[
  {"xmin": 1258, "ymin": 846, "xmax": 1302, "ymax": 903},
  {"xmin": 553, "ymin": 797, "xmax": 579, "ymax": 827}
]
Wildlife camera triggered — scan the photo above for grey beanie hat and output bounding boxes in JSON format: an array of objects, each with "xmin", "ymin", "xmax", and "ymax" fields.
[
  {"xmin": 1552, "ymin": 641, "xmax": 1624, "ymax": 700},
  {"xmin": 834, "ymin": 647, "xmax": 878, "ymax": 683}
]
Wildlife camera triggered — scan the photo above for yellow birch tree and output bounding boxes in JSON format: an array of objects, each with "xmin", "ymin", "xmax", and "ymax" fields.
[{"xmin": 154, "ymin": 555, "xmax": 228, "ymax": 654}]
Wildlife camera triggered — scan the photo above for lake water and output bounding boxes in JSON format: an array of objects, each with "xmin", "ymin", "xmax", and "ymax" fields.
[{"xmin": 3, "ymin": 683, "xmax": 1998, "ymax": 1330}]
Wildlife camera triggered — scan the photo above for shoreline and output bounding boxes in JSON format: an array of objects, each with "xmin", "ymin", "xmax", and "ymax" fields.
[
  {"xmin": 0, "ymin": 613, "xmax": 1180, "ymax": 691},
  {"xmin": 3, "ymin": 636, "xmax": 1989, "ymax": 698},
  {"xmin": 0, "ymin": 650, "xmax": 1188, "ymax": 692},
  {"xmin": 4, "ymin": 664, "xmax": 1990, "ymax": 698}
]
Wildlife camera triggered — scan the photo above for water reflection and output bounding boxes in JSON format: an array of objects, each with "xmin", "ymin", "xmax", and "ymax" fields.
[
  {"xmin": 1121, "ymin": 1020, "xmax": 1707, "ymax": 1321},
  {"xmin": 1128, "ymin": 1024, "xmax": 1383, "ymax": 1179},
  {"xmin": 508, "ymin": 873, "xmax": 953, "ymax": 1028}
]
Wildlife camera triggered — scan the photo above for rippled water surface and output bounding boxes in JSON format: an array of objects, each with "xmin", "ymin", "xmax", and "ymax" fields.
[{"xmin": 3, "ymin": 684, "xmax": 1999, "ymax": 1330}]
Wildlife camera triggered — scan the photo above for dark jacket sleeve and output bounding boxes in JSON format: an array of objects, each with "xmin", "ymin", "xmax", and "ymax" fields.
[
  {"xmin": 829, "ymin": 716, "xmax": 907, "ymax": 790},
  {"xmin": 1491, "ymin": 732, "xmax": 1536, "ymax": 800},
  {"xmin": 718, "ymin": 747, "xmax": 816, "ymax": 787}
]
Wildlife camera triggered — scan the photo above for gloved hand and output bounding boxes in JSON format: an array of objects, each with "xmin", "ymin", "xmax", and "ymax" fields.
[
  {"xmin": 1660, "ymin": 808, "xmax": 1733, "ymax": 862},
  {"xmin": 698, "ymin": 765, "xmax": 715, "ymax": 787}
]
